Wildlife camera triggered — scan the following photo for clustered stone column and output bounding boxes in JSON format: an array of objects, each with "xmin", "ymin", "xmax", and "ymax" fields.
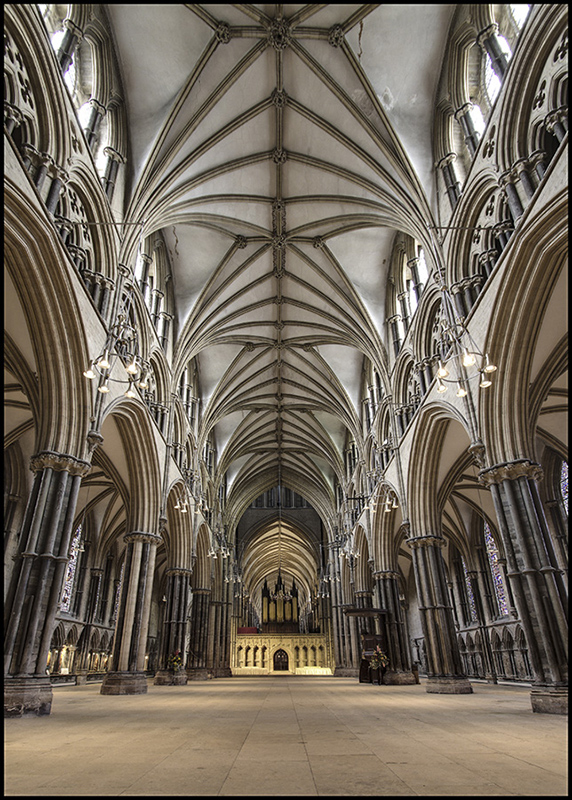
[
  {"xmin": 101, "ymin": 146, "xmax": 125, "ymax": 202},
  {"xmin": 329, "ymin": 545, "xmax": 358, "ymax": 675},
  {"xmin": 354, "ymin": 589, "xmax": 375, "ymax": 636},
  {"xmin": 407, "ymin": 531, "xmax": 472, "ymax": 693},
  {"xmin": 154, "ymin": 568, "xmax": 192, "ymax": 685},
  {"xmin": 4, "ymin": 451, "xmax": 90, "ymax": 716},
  {"xmin": 84, "ymin": 99, "xmax": 107, "ymax": 149},
  {"xmin": 57, "ymin": 19, "xmax": 83, "ymax": 73},
  {"xmin": 75, "ymin": 567, "xmax": 104, "ymax": 684},
  {"xmin": 437, "ymin": 153, "xmax": 462, "ymax": 210},
  {"xmin": 186, "ymin": 588, "xmax": 211, "ymax": 679},
  {"xmin": 100, "ymin": 532, "xmax": 162, "ymax": 695},
  {"xmin": 374, "ymin": 570, "xmax": 415, "ymax": 683},
  {"xmin": 480, "ymin": 459, "xmax": 568, "ymax": 714},
  {"xmin": 477, "ymin": 24, "xmax": 509, "ymax": 80},
  {"xmin": 209, "ymin": 571, "xmax": 233, "ymax": 677},
  {"xmin": 455, "ymin": 103, "xmax": 481, "ymax": 157}
]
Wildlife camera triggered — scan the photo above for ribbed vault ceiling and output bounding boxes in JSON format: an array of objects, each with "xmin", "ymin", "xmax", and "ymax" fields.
[{"xmin": 109, "ymin": 4, "xmax": 455, "ymax": 543}]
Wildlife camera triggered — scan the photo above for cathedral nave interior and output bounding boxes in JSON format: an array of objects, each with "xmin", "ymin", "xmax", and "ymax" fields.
[{"xmin": 4, "ymin": 3, "xmax": 568, "ymax": 795}]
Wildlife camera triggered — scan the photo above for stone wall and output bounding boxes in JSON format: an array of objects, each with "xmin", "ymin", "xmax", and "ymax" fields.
[{"xmin": 232, "ymin": 633, "xmax": 333, "ymax": 675}]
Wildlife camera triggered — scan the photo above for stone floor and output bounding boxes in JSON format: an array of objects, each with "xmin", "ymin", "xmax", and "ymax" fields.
[{"xmin": 4, "ymin": 676, "xmax": 568, "ymax": 796}]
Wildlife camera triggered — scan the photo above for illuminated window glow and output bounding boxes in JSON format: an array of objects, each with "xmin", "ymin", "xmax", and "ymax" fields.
[
  {"xmin": 462, "ymin": 557, "xmax": 478, "ymax": 622},
  {"xmin": 60, "ymin": 524, "xmax": 82, "ymax": 612},
  {"xmin": 484, "ymin": 521, "xmax": 508, "ymax": 615},
  {"xmin": 484, "ymin": 37, "xmax": 511, "ymax": 105},
  {"xmin": 113, "ymin": 561, "xmax": 124, "ymax": 622},
  {"xmin": 510, "ymin": 4, "xmax": 531, "ymax": 30},
  {"xmin": 561, "ymin": 461, "xmax": 568, "ymax": 514}
]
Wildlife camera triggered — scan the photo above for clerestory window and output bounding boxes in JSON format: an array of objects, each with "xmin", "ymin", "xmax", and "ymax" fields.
[
  {"xmin": 560, "ymin": 460, "xmax": 568, "ymax": 516},
  {"xmin": 509, "ymin": 4, "xmax": 531, "ymax": 32}
]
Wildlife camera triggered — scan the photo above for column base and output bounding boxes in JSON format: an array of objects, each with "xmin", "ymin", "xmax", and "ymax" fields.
[
  {"xmin": 75, "ymin": 669, "xmax": 88, "ymax": 685},
  {"xmin": 186, "ymin": 668, "xmax": 211, "ymax": 680},
  {"xmin": 100, "ymin": 670, "xmax": 148, "ymax": 695},
  {"xmin": 212, "ymin": 667, "xmax": 232, "ymax": 678},
  {"xmin": 383, "ymin": 670, "xmax": 418, "ymax": 685},
  {"xmin": 334, "ymin": 667, "xmax": 359, "ymax": 677},
  {"xmin": 426, "ymin": 675, "xmax": 473, "ymax": 694},
  {"xmin": 530, "ymin": 686, "xmax": 568, "ymax": 715},
  {"xmin": 4, "ymin": 676, "xmax": 53, "ymax": 717},
  {"xmin": 154, "ymin": 670, "xmax": 188, "ymax": 686}
]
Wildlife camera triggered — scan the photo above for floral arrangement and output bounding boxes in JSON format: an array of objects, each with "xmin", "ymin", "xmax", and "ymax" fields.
[
  {"xmin": 167, "ymin": 650, "xmax": 183, "ymax": 671},
  {"xmin": 369, "ymin": 645, "xmax": 389, "ymax": 670}
]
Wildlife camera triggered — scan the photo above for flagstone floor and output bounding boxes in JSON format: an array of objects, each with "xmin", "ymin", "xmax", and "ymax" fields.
[{"xmin": 4, "ymin": 676, "xmax": 568, "ymax": 796}]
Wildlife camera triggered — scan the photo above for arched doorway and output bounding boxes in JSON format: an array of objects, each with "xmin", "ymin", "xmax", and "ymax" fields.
[{"xmin": 273, "ymin": 649, "xmax": 289, "ymax": 671}]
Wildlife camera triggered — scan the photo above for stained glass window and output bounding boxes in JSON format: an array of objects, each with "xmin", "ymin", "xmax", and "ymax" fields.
[
  {"xmin": 60, "ymin": 524, "xmax": 82, "ymax": 612},
  {"xmin": 112, "ymin": 561, "xmax": 124, "ymax": 622},
  {"xmin": 484, "ymin": 521, "xmax": 508, "ymax": 615},
  {"xmin": 560, "ymin": 461, "xmax": 568, "ymax": 515},
  {"xmin": 461, "ymin": 557, "xmax": 478, "ymax": 622}
]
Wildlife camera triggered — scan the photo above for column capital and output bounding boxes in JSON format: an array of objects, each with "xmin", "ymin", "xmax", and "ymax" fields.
[
  {"xmin": 21, "ymin": 143, "xmax": 41, "ymax": 164},
  {"xmin": 476, "ymin": 23, "xmax": 499, "ymax": 49},
  {"xmin": 103, "ymin": 146, "xmax": 126, "ymax": 164},
  {"xmin": 406, "ymin": 534, "xmax": 446, "ymax": 550},
  {"xmin": 454, "ymin": 102, "xmax": 473, "ymax": 121},
  {"xmin": 373, "ymin": 569, "xmax": 400, "ymax": 580},
  {"xmin": 436, "ymin": 152, "xmax": 457, "ymax": 169},
  {"xmin": 4, "ymin": 101, "xmax": 23, "ymax": 125},
  {"xmin": 478, "ymin": 459, "xmax": 544, "ymax": 486},
  {"xmin": 29, "ymin": 450, "xmax": 91, "ymax": 476},
  {"xmin": 63, "ymin": 18, "xmax": 84, "ymax": 39},
  {"xmin": 123, "ymin": 531, "xmax": 163, "ymax": 546},
  {"xmin": 88, "ymin": 98, "xmax": 107, "ymax": 116},
  {"xmin": 544, "ymin": 106, "xmax": 568, "ymax": 134},
  {"xmin": 165, "ymin": 568, "xmax": 193, "ymax": 577}
]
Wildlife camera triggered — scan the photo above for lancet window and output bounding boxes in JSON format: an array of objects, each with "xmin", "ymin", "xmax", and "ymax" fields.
[
  {"xmin": 60, "ymin": 524, "xmax": 83, "ymax": 613},
  {"xmin": 461, "ymin": 557, "xmax": 478, "ymax": 624},
  {"xmin": 112, "ymin": 561, "xmax": 124, "ymax": 623},
  {"xmin": 560, "ymin": 460, "xmax": 568, "ymax": 516},
  {"xmin": 483, "ymin": 521, "xmax": 509, "ymax": 616}
]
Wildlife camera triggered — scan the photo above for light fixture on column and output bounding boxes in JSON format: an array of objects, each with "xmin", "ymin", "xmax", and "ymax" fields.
[
  {"xmin": 383, "ymin": 490, "xmax": 399, "ymax": 513},
  {"xmin": 173, "ymin": 483, "xmax": 190, "ymax": 514}
]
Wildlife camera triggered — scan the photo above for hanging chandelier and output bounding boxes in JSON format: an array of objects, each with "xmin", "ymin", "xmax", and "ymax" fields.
[
  {"xmin": 83, "ymin": 287, "xmax": 149, "ymax": 397},
  {"xmin": 82, "ymin": 222, "xmax": 151, "ymax": 398},
  {"xmin": 434, "ymin": 280, "xmax": 497, "ymax": 396}
]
